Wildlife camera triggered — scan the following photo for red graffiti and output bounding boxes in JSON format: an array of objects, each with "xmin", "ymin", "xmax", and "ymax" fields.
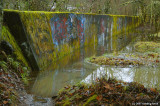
[
  {"xmin": 77, "ymin": 20, "xmax": 84, "ymax": 41},
  {"xmin": 101, "ymin": 19, "xmax": 105, "ymax": 33}
]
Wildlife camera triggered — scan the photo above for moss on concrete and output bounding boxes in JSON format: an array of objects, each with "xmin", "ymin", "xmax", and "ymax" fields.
[
  {"xmin": 20, "ymin": 12, "xmax": 55, "ymax": 69},
  {"xmin": 1, "ymin": 26, "xmax": 29, "ymax": 68},
  {"xmin": 3, "ymin": 9, "xmax": 140, "ymax": 17},
  {"xmin": 3, "ymin": 9, "xmax": 141, "ymax": 70}
]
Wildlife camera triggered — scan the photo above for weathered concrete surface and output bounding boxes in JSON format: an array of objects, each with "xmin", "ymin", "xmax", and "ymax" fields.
[
  {"xmin": 3, "ymin": 10, "xmax": 141, "ymax": 70},
  {"xmin": 3, "ymin": 10, "xmax": 39, "ymax": 70}
]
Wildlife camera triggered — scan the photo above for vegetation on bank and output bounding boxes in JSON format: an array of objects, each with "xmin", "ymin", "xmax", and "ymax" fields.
[
  {"xmin": 87, "ymin": 41, "xmax": 160, "ymax": 68},
  {"xmin": 0, "ymin": 50, "xmax": 30, "ymax": 105},
  {"xmin": 134, "ymin": 41, "xmax": 160, "ymax": 53},
  {"xmin": 0, "ymin": 25, "xmax": 30, "ymax": 105},
  {"xmin": 55, "ymin": 78, "xmax": 160, "ymax": 105},
  {"xmin": 66, "ymin": 40, "xmax": 160, "ymax": 105},
  {"xmin": 88, "ymin": 56, "xmax": 143, "ymax": 67},
  {"xmin": 88, "ymin": 52, "xmax": 160, "ymax": 68}
]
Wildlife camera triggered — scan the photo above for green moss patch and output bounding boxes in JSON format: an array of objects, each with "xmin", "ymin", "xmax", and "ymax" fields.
[
  {"xmin": 134, "ymin": 41, "xmax": 160, "ymax": 53},
  {"xmin": 88, "ymin": 56, "xmax": 143, "ymax": 67},
  {"xmin": 55, "ymin": 78, "xmax": 160, "ymax": 105},
  {"xmin": 88, "ymin": 52, "xmax": 160, "ymax": 67},
  {"xmin": 1, "ymin": 26, "xmax": 29, "ymax": 69}
]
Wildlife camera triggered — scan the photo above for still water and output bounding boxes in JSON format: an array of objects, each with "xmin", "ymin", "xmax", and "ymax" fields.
[{"xmin": 27, "ymin": 34, "xmax": 160, "ymax": 98}]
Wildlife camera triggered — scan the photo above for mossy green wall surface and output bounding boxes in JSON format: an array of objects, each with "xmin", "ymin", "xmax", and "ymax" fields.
[
  {"xmin": 1, "ymin": 26, "xmax": 29, "ymax": 68},
  {"xmin": 3, "ymin": 9, "xmax": 141, "ymax": 70}
]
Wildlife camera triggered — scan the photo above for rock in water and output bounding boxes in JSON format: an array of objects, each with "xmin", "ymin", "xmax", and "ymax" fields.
[{"xmin": 0, "ymin": 40, "xmax": 14, "ymax": 55}]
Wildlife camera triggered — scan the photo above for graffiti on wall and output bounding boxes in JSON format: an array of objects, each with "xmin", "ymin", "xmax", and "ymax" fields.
[
  {"xmin": 50, "ymin": 14, "xmax": 86, "ymax": 47},
  {"xmin": 76, "ymin": 15, "xmax": 86, "ymax": 43},
  {"xmin": 98, "ymin": 18, "xmax": 105, "ymax": 46}
]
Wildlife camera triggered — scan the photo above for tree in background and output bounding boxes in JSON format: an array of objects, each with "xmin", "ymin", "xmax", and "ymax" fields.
[
  {"xmin": 122, "ymin": 0, "xmax": 148, "ymax": 22},
  {"xmin": 122, "ymin": 0, "xmax": 160, "ymax": 32},
  {"xmin": 2, "ymin": 0, "xmax": 160, "ymax": 22},
  {"xmin": 3, "ymin": 0, "xmax": 51, "ymax": 11},
  {"xmin": 103, "ymin": 0, "xmax": 111, "ymax": 14},
  {"xmin": 146, "ymin": 0, "xmax": 160, "ymax": 27},
  {"xmin": 1, "ymin": 0, "xmax": 126, "ymax": 14},
  {"xmin": 29, "ymin": 0, "xmax": 49, "ymax": 11}
]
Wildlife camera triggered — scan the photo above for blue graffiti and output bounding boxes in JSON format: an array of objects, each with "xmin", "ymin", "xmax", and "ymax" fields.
[{"xmin": 49, "ymin": 14, "xmax": 86, "ymax": 46}]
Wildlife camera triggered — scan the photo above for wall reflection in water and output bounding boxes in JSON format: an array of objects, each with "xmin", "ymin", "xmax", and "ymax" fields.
[
  {"xmin": 29, "ymin": 26, "xmax": 140, "ymax": 97},
  {"xmin": 82, "ymin": 66, "xmax": 160, "ymax": 90}
]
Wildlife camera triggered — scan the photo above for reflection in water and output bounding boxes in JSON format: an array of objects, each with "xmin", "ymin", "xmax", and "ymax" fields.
[
  {"xmin": 30, "ymin": 45, "xmax": 99, "ymax": 97},
  {"xmin": 134, "ymin": 67, "xmax": 160, "ymax": 89},
  {"xmin": 31, "ymin": 55, "xmax": 160, "ymax": 97},
  {"xmin": 81, "ymin": 67, "xmax": 135, "ymax": 84},
  {"xmin": 82, "ymin": 66, "xmax": 160, "ymax": 90},
  {"xmin": 30, "ymin": 45, "xmax": 160, "ymax": 97},
  {"xmin": 28, "ymin": 27, "xmax": 159, "ymax": 97}
]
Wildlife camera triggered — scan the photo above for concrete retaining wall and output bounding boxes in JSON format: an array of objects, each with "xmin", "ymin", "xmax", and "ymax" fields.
[{"xmin": 3, "ymin": 10, "xmax": 141, "ymax": 70}]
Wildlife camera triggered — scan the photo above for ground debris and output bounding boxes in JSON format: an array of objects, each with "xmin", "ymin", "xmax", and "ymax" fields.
[
  {"xmin": 54, "ymin": 78, "xmax": 160, "ymax": 105},
  {"xmin": 88, "ymin": 56, "xmax": 143, "ymax": 67},
  {"xmin": 134, "ymin": 41, "xmax": 160, "ymax": 53},
  {"xmin": 0, "ymin": 50, "xmax": 29, "ymax": 105},
  {"xmin": 88, "ymin": 51, "xmax": 160, "ymax": 67}
]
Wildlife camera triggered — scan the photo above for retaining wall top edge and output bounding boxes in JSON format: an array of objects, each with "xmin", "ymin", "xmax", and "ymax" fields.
[{"xmin": 3, "ymin": 9, "xmax": 139, "ymax": 18}]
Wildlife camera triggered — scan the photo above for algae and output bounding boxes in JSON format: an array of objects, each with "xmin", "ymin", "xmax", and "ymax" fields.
[
  {"xmin": 88, "ymin": 51, "xmax": 160, "ymax": 67},
  {"xmin": 83, "ymin": 95, "xmax": 97, "ymax": 106},
  {"xmin": 89, "ymin": 56, "xmax": 143, "ymax": 67},
  {"xmin": 3, "ymin": 9, "xmax": 141, "ymax": 70},
  {"xmin": 1, "ymin": 26, "xmax": 29, "ymax": 68},
  {"xmin": 134, "ymin": 41, "xmax": 160, "ymax": 53},
  {"xmin": 3, "ymin": 9, "xmax": 140, "ymax": 17}
]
